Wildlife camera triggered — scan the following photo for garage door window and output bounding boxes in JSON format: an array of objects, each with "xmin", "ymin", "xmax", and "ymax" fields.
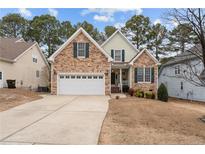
[
  {"xmin": 99, "ymin": 76, "xmax": 103, "ymax": 79},
  {"xmin": 77, "ymin": 76, "xmax": 81, "ymax": 79},
  {"xmin": 71, "ymin": 76, "xmax": 75, "ymax": 79},
  {"xmin": 82, "ymin": 76, "xmax": 86, "ymax": 79},
  {"xmin": 66, "ymin": 75, "xmax": 70, "ymax": 79},
  {"xmin": 60, "ymin": 75, "xmax": 64, "ymax": 79}
]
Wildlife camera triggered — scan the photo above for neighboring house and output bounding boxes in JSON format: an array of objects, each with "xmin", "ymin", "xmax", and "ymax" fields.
[
  {"xmin": 159, "ymin": 46, "xmax": 205, "ymax": 102},
  {"xmin": 0, "ymin": 38, "xmax": 49, "ymax": 90},
  {"xmin": 48, "ymin": 28, "xmax": 160, "ymax": 95}
]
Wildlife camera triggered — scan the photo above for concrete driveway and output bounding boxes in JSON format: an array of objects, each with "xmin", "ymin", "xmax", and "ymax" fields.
[{"xmin": 0, "ymin": 95, "xmax": 109, "ymax": 144}]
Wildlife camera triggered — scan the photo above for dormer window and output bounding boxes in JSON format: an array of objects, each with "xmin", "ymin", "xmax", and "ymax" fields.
[{"xmin": 114, "ymin": 50, "xmax": 122, "ymax": 62}]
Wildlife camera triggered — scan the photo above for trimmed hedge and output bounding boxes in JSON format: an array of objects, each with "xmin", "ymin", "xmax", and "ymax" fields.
[{"xmin": 157, "ymin": 83, "xmax": 168, "ymax": 102}]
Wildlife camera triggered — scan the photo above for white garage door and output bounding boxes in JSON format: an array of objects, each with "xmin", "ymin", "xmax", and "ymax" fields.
[{"xmin": 58, "ymin": 74, "xmax": 105, "ymax": 95}]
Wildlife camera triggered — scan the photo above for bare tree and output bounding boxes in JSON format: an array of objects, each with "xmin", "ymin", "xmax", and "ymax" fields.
[{"xmin": 166, "ymin": 8, "xmax": 205, "ymax": 86}]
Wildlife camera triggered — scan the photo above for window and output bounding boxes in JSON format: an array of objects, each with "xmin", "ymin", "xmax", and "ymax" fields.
[
  {"xmin": 88, "ymin": 76, "xmax": 92, "ymax": 79},
  {"xmin": 77, "ymin": 76, "xmax": 81, "ymax": 79},
  {"xmin": 71, "ymin": 76, "xmax": 75, "ymax": 79},
  {"xmin": 175, "ymin": 65, "xmax": 180, "ymax": 75},
  {"xmin": 145, "ymin": 68, "xmax": 151, "ymax": 82},
  {"xmin": 60, "ymin": 75, "xmax": 64, "ymax": 79},
  {"xmin": 82, "ymin": 76, "xmax": 86, "ymax": 79},
  {"xmin": 0, "ymin": 72, "xmax": 2, "ymax": 80},
  {"xmin": 180, "ymin": 81, "xmax": 183, "ymax": 90},
  {"xmin": 36, "ymin": 70, "xmax": 40, "ymax": 78},
  {"xmin": 32, "ymin": 55, "xmax": 37, "ymax": 63},
  {"xmin": 66, "ymin": 76, "xmax": 70, "ymax": 79},
  {"xmin": 93, "ymin": 76, "xmax": 98, "ymax": 79},
  {"xmin": 114, "ymin": 50, "xmax": 122, "ymax": 62},
  {"xmin": 136, "ymin": 67, "xmax": 152, "ymax": 83},
  {"xmin": 137, "ymin": 68, "xmax": 144, "ymax": 82},
  {"xmin": 99, "ymin": 76, "xmax": 103, "ymax": 79},
  {"xmin": 77, "ymin": 43, "xmax": 86, "ymax": 58}
]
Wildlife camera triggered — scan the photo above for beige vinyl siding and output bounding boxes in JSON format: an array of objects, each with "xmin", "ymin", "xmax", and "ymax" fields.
[
  {"xmin": 102, "ymin": 32, "xmax": 137, "ymax": 62},
  {"xmin": 0, "ymin": 45, "xmax": 49, "ymax": 89}
]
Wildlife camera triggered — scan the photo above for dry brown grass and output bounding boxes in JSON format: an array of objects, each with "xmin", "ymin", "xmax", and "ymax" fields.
[
  {"xmin": 0, "ymin": 88, "xmax": 43, "ymax": 112},
  {"xmin": 99, "ymin": 97, "xmax": 205, "ymax": 144}
]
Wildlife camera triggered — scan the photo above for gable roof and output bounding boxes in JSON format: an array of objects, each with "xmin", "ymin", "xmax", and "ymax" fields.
[
  {"xmin": 0, "ymin": 38, "xmax": 36, "ymax": 62},
  {"xmin": 162, "ymin": 45, "xmax": 201, "ymax": 67},
  {"xmin": 101, "ymin": 29, "xmax": 139, "ymax": 53},
  {"xmin": 129, "ymin": 48, "xmax": 160, "ymax": 65},
  {"xmin": 48, "ymin": 27, "xmax": 113, "ymax": 62}
]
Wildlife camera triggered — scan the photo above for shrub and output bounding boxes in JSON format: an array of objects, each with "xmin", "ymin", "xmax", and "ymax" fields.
[
  {"xmin": 145, "ymin": 92, "xmax": 153, "ymax": 99},
  {"xmin": 151, "ymin": 93, "xmax": 155, "ymax": 99},
  {"xmin": 135, "ymin": 89, "xmax": 144, "ymax": 98},
  {"xmin": 157, "ymin": 83, "xmax": 168, "ymax": 102},
  {"xmin": 128, "ymin": 88, "xmax": 134, "ymax": 96}
]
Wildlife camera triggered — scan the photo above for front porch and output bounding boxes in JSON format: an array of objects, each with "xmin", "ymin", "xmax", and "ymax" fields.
[{"xmin": 111, "ymin": 63, "xmax": 131, "ymax": 93}]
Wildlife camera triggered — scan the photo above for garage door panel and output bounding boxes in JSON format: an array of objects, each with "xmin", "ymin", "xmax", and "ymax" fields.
[{"xmin": 58, "ymin": 74, "xmax": 105, "ymax": 95}]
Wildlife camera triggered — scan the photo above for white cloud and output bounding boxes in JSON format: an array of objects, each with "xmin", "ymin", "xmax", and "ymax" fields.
[
  {"xmin": 81, "ymin": 8, "xmax": 143, "ymax": 22},
  {"xmin": 114, "ymin": 22, "xmax": 125, "ymax": 29},
  {"xmin": 48, "ymin": 8, "xmax": 58, "ymax": 17},
  {"xmin": 154, "ymin": 19, "xmax": 161, "ymax": 25},
  {"xmin": 136, "ymin": 8, "xmax": 143, "ymax": 15},
  {"xmin": 18, "ymin": 8, "xmax": 32, "ymax": 17},
  {"xmin": 93, "ymin": 15, "xmax": 113, "ymax": 22}
]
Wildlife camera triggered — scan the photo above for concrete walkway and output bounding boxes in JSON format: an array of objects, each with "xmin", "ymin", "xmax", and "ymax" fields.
[{"xmin": 0, "ymin": 95, "xmax": 109, "ymax": 145}]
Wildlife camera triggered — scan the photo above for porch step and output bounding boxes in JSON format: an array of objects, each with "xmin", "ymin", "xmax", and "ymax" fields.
[{"xmin": 111, "ymin": 86, "xmax": 121, "ymax": 93}]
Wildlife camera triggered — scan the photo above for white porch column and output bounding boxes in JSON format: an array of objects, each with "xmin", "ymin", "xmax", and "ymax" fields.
[{"xmin": 120, "ymin": 68, "xmax": 122, "ymax": 93}]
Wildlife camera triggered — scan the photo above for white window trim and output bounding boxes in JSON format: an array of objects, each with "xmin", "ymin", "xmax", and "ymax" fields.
[
  {"xmin": 138, "ymin": 67, "xmax": 152, "ymax": 83},
  {"xmin": 114, "ymin": 50, "xmax": 122, "ymax": 62},
  {"xmin": 77, "ymin": 42, "xmax": 86, "ymax": 58}
]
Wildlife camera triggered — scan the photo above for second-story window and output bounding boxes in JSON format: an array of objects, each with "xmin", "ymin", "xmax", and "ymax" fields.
[
  {"xmin": 175, "ymin": 65, "xmax": 180, "ymax": 75},
  {"xmin": 32, "ymin": 55, "xmax": 37, "ymax": 63},
  {"xmin": 77, "ymin": 43, "xmax": 86, "ymax": 58},
  {"xmin": 114, "ymin": 50, "xmax": 122, "ymax": 62}
]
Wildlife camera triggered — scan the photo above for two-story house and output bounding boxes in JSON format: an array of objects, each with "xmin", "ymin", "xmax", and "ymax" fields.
[{"xmin": 48, "ymin": 28, "xmax": 160, "ymax": 95}]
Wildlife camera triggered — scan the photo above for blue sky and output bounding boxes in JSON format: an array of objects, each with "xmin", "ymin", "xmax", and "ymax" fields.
[{"xmin": 0, "ymin": 8, "xmax": 168, "ymax": 31}]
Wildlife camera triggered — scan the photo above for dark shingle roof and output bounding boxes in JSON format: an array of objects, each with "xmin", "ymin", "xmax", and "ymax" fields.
[
  {"xmin": 0, "ymin": 38, "xmax": 36, "ymax": 62},
  {"xmin": 163, "ymin": 45, "xmax": 202, "ymax": 67}
]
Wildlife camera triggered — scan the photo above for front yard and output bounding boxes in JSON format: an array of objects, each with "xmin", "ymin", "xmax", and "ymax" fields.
[
  {"xmin": 0, "ymin": 88, "xmax": 43, "ymax": 112},
  {"xmin": 99, "ymin": 97, "xmax": 205, "ymax": 144}
]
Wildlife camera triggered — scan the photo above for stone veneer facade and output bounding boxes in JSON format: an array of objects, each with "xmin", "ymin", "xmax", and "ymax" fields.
[
  {"xmin": 131, "ymin": 51, "xmax": 158, "ymax": 95},
  {"xmin": 51, "ymin": 32, "xmax": 111, "ymax": 95}
]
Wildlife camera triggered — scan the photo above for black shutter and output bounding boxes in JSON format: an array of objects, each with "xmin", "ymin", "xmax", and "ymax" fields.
[
  {"xmin": 73, "ymin": 42, "xmax": 77, "ymax": 58},
  {"xmin": 151, "ymin": 67, "xmax": 154, "ymax": 83},
  {"xmin": 135, "ymin": 68, "xmax": 138, "ymax": 83},
  {"xmin": 111, "ymin": 49, "xmax": 114, "ymax": 58},
  {"xmin": 85, "ymin": 43, "xmax": 89, "ymax": 58},
  {"xmin": 122, "ymin": 49, "xmax": 125, "ymax": 62}
]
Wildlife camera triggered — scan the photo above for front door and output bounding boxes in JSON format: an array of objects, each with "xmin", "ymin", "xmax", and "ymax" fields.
[
  {"xmin": 111, "ymin": 72, "xmax": 115, "ymax": 85},
  {"xmin": 0, "ymin": 71, "xmax": 3, "ymax": 88}
]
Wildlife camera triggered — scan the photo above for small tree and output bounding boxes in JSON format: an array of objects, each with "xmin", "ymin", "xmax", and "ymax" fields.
[{"xmin": 158, "ymin": 83, "xmax": 168, "ymax": 102}]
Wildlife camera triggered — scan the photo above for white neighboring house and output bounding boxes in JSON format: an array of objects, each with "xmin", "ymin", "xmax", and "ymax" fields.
[
  {"xmin": 159, "ymin": 46, "xmax": 205, "ymax": 102},
  {"xmin": 0, "ymin": 38, "xmax": 49, "ymax": 90}
]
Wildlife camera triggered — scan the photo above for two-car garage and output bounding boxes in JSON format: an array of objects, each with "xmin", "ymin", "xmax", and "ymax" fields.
[{"xmin": 58, "ymin": 73, "xmax": 105, "ymax": 95}]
